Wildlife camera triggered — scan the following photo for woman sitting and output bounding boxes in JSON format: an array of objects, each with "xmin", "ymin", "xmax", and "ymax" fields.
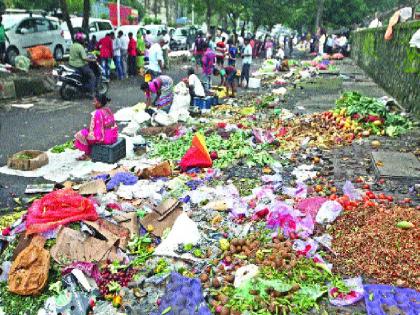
[
  {"xmin": 140, "ymin": 75, "xmax": 174, "ymax": 113},
  {"xmin": 74, "ymin": 94, "xmax": 118, "ymax": 160}
]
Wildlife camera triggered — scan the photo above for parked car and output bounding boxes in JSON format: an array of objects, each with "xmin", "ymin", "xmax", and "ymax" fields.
[
  {"xmin": 116, "ymin": 24, "xmax": 145, "ymax": 40},
  {"xmin": 4, "ymin": 14, "xmax": 67, "ymax": 65},
  {"xmin": 143, "ymin": 24, "xmax": 167, "ymax": 43},
  {"xmin": 61, "ymin": 17, "xmax": 114, "ymax": 52},
  {"xmin": 170, "ymin": 27, "xmax": 188, "ymax": 51}
]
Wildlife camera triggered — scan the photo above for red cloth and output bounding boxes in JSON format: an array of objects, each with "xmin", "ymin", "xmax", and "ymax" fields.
[
  {"xmin": 128, "ymin": 38, "xmax": 137, "ymax": 57},
  {"xmin": 25, "ymin": 189, "xmax": 98, "ymax": 235},
  {"xmin": 98, "ymin": 36, "xmax": 113, "ymax": 58}
]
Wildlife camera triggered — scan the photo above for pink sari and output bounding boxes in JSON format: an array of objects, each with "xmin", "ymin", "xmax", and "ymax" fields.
[{"xmin": 74, "ymin": 107, "xmax": 118, "ymax": 155}]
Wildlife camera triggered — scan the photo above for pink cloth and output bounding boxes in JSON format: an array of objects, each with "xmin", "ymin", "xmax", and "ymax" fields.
[
  {"xmin": 74, "ymin": 107, "xmax": 118, "ymax": 155},
  {"xmin": 202, "ymin": 48, "xmax": 216, "ymax": 75}
]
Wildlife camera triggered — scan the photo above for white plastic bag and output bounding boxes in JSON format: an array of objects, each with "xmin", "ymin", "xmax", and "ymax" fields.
[
  {"xmin": 153, "ymin": 111, "xmax": 176, "ymax": 126},
  {"xmin": 169, "ymin": 83, "xmax": 191, "ymax": 122},
  {"xmin": 316, "ymin": 200, "xmax": 343, "ymax": 224}
]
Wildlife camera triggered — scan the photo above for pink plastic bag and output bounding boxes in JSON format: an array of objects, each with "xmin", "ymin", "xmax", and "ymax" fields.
[
  {"xmin": 26, "ymin": 189, "xmax": 98, "ymax": 235},
  {"xmin": 296, "ymin": 197, "xmax": 327, "ymax": 220},
  {"xmin": 329, "ymin": 277, "xmax": 365, "ymax": 306}
]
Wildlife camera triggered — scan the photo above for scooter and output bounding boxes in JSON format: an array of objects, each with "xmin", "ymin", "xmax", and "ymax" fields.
[{"xmin": 53, "ymin": 58, "xmax": 109, "ymax": 100}]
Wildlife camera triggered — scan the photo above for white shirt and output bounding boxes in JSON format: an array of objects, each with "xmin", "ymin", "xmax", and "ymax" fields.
[
  {"xmin": 163, "ymin": 34, "xmax": 171, "ymax": 50},
  {"xmin": 113, "ymin": 38, "xmax": 121, "ymax": 57},
  {"xmin": 189, "ymin": 74, "xmax": 205, "ymax": 97},
  {"xmin": 243, "ymin": 44, "xmax": 252, "ymax": 64},
  {"xmin": 149, "ymin": 43, "xmax": 163, "ymax": 72},
  {"xmin": 120, "ymin": 36, "xmax": 129, "ymax": 51}
]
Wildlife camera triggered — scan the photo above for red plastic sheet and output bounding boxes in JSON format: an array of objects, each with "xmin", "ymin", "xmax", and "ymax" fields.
[
  {"xmin": 179, "ymin": 133, "xmax": 213, "ymax": 171},
  {"xmin": 26, "ymin": 189, "xmax": 98, "ymax": 235}
]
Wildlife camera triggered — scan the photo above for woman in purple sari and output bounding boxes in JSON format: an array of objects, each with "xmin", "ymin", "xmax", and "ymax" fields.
[{"xmin": 74, "ymin": 94, "xmax": 118, "ymax": 160}]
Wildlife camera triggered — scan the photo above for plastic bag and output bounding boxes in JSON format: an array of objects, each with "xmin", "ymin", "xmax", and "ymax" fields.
[
  {"xmin": 385, "ymin": 10, "xmax": 400, "ymax": 41},
  {"xmin": 316, "ymin": 200, "xmax": 343, "ymax": 224},
  {"xmin": 179, "ymin": 133, "xmax": 212, "ymax": 171},
  {"xmin": 15, "ymin": 55, "xmax": 31, "ymax": 72},
  {"xmin": 328, "ymin": 277, "xmax": 364, "ymax": 306},
  {"xmin": 296, "ymin": 197, "xmax": 327, "ymax": 220},
  {"xmin": 8, "ymin": 236, "xmax": 50, "ymax": 295},
  {"xmin": 62, "ymin": 262, "xmax": 102, "ymax": 284},
  {"xmin": 342, "ymin": 180, "xmax": 362, "ymax": 201},
  {"xmin": 153, "ymin": 110, "xmax": 176, "ymax": 126},
  {"xmin": 25, "ymin": 189, "xmax": 98, "ymax": 235},
  {"xmin": 293, "ymin": 239, "xmax": 318, "ymax": 258},
  {"xmin": 106, "ymin": 172, "xmax": 138, "ymax": 191},
  {"xmin": 283, "ymin": 182, "xmax": 307, "ymax": 199}
]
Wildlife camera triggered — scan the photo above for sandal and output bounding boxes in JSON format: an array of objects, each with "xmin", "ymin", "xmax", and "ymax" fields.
[{"xmin": 77, "ymin": 155, "xmax": 90, "ymax": 161}]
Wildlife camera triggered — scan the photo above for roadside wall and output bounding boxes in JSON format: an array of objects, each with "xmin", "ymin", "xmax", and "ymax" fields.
[{"xmin": 351, "ymin": 21, "xmax": 420, "ymax": 115}]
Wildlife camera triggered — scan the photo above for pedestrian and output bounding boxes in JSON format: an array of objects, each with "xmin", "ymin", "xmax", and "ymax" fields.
[
  {"xmin": 87, "ymin": 35, "xmax": 97, "ymax": 52},
  {"xmin": 136, "ymin": 30, "xmax": 146, "ymax": 76},
  {"xmin": 74, "ymin": 94, "xmax": 118, "ymax": 160},
  {"xmin": 119, "ymin": 31, "xmax": 128, "ymax": 78},
  {"xmin": 326, "ymin": 34, "xmax": 334, "ymax": 54},
  {"xmin": 193, "ymin": 32, "xmax": 206, "ymax": 72},
  {"xmin": 265, "ymin": 36, "xmax": 274, "ymax": 59},
  {"xmin": 227, "ymin": 39, "xmax": 238, "ymax": 66},
  {"xmin": 202, "ymin": 43, "xmax": 216, "ymax": 90},
  {"xmin": 148, "ymin": 39, "xmax": 165, "ymax": 78},
  {"xmin": 318, "ymin": 27, "xmax": 326, "ymax": 56},
  {"xmin": 127, "ymin": 32, "xmax": 137, "ymax": 76},
  {"xmin": 240, "ymin": 38, "xmax": 252, "ymax": 89},
  {"xmin": 216, "ymin": 37, "xmax": 227, "ymax": 67},
  {"xmin": 140, "ymin": 75, "xmax": 174, "ymax": 113},
  {"xmin": 288, "ymin": 36, "xmax": 293, "ymax": 57},
  {"xmin": 145, "ymin": 30, "xmax": 153, "ymax": 46},
  {"xmin": 69, "ymin": 32, "xmax": 96, "ymax": 98},
  {"xmin": 187, "ymin": 67, "xmax": 205, "ymax": 105},
  {"xmin": 214, "ymin": 65, "xmax": 238, "ymax": 98},
  {"xmin": 111, "ymin": 32, "xmax": 124, "ymax": 80},
  {"xmin": 0, "ymin": 16, "xmax": 8, "ymax": 64},
  {"xmin": 207, "ymin": 35, "xmax": 216, "ymax": 51},
  {"xmin": 97, "ymin": 33, "xmax": 113, "ymax": 79},
  {"xmin": 162, "ymin": 30, "xmax": 171, "ymax": 70}
]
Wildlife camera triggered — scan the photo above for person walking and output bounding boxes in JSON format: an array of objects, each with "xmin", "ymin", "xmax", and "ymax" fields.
[
  {"xmin": 240, "ymin": 38, "xmax": 252, "ymax": 89},
  {"xmin": 97, "ymin": 33, "xmax": 113, "ymax": 79},
  {"xmin": 202, "ymin": 43, "xmax": 216, "ymax": 90},
  {"xmin": 265, "ymin": 36, "xmax": 274, "ymax": 59},
  {"xmin": 127, "ymin": 32, "xmax": 137, "ymax": 76},
  {"xmin": 148, "ymin": 39, "xmax": 165, "ymax": 77},
  {"xmin": 227, "ymin": 39, "xmax": 238, "ymax": 66},
  {"xmin": 215, "ymin": 37, "xmax": 227, "ymax": 67},
  {"xmin": 112, "ymin": 32, "xmax": 124, "ymax": 80},
  {"xmin": 118, "ymin": 31, "xmax": 128, "ymax": 78},
  {"xmin": 193, "ymin": 32, "xmax": 206, "ymax": 72},
  {"xmin": 136, "ymin": 30, "xmax": 146, "ymax": 76},
  {"xmin": 318, "ymin": 27, "xmax": 326, "ymax": 56}
]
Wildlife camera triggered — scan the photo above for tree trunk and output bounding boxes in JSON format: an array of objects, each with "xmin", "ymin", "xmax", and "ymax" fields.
[
  {"xmin": 241, "ymin": 21, "xmax": 246, "ymax": 37},
  {"xmin": 82, "ymin": 0, "xmax": 91, "ymax": 35},
  {"xmin": 315, "ymin": 0, "xmax": 325, "ymax": 32},
  {"xmin": 59, "ymin": 0, "xmax": 74, "ymax": 40},
  {"xmin": 164, "ymin": 0, "xmax": 170, "ymax": 24},
  {"xmin": 153, "ymin": 0, "xmax": 158, "ymax": 19},
  {"xmin": 206, "ymin": 0, "xmax": 212, "ymax": 28}
]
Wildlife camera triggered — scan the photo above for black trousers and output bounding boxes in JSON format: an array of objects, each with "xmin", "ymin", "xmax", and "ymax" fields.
[
  {"xmin": 128, "ymin": 55, "xmax": 137, "ymax": 76},
  {"xmin": 77, "ymin": 64, "xmax": 96, "ymax": 94},
  {"xmin": 241, "ymin": 63, "xmax": 250, "ymax": 86}
]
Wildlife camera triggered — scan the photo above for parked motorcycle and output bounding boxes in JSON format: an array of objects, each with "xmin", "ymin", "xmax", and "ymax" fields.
[{"xmin": 53, "ymin": 58, "xmax": 109, "ymax": 100}]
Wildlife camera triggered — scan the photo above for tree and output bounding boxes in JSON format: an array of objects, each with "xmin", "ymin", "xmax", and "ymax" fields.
[
  {"xmin": 59, "ymin": 0, "xmax": 90, "ymax": 40},
  {"xmin": 315, "ymin": 0, "xmax": 324, "ymax": 31}
]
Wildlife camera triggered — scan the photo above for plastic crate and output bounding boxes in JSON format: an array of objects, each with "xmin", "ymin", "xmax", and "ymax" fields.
[
  {"xmin": 211, "ymin": 96, "xmax": 219, "ymax": 106},
  {"xmin": 193, "ymin": 96, "xmax": 212, "ymax": 110},
  {"xmin": 91, "ymin": 138, "xmax": 126, "ymax": 163}
]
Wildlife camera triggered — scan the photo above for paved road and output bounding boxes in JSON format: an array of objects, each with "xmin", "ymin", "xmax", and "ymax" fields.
[{"xmin": 0, "ymin": 60, "xmax": 262, "ymax": 209}]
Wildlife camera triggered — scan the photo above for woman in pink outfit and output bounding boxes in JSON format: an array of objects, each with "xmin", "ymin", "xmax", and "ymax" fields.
[{"xmin": 74, "ymin": 94, "xmax": 118, "ymax": 160}]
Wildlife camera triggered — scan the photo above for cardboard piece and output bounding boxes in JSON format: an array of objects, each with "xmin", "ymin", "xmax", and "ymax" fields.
[
  {"xmin": 24, "ymin": 183, "xmax": 55, "ymax": 194},
  {"xmin": 155, "ymin": 198, "xmax": 180, "ymax": 217},
  {"xmin": 78, "ymin": 180, "xmax": 107, "ymax": 195},
  {"xmin": 12, "ymin": 234, "xmax": 35, "ymax": 260},
  {"xmin": 113, "ymin": 212, "xmax": 139, "ymax": 238},
  {"xmin": 50, "ymin": 227, "xmax": 120, "ymax": 264},
  {"xmin": 140, "ymin": 208, "xmax": 182, "ymax": 238},
  {"xmin": 7, "ymin": 150, "xmax": 49, "ymax": 171},
  {"xmin": 8, "ymin": 235, "xmax": 50, "ymax": 296},
  {"xmin": 137, "ymin": 161, "xmax": 172, "ymax": 178},
  {"xmin": 83, "ymin": 218, "xmax": 130, "ymax": 249}
]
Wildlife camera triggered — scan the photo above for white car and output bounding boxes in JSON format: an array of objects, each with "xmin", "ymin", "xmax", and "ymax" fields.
[
  {"xmin": 4, "ymin": 14, "xmax": 67, "ymax": 65},
  {"xmin": 143, "ymin": 24, "xmax": 167, "ymax": 43},
  {"xmin": 61, "ymin": 17, "xmax": 114, "ymax": 51},
  {"xmin": 116, "ymin": 25, "xmax": 145, "ymax": 40}
]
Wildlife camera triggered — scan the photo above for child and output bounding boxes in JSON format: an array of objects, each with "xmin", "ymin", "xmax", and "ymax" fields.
[
  {"xmin": 228, "ymin": 39, "xmax": 238, "ymax": 66},
  {"xmin": 214, "ymin": 66, "xmax": 238, "ymax": 98}
]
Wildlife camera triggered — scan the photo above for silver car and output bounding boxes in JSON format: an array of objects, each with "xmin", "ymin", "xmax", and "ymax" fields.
[{"xmin": 5, "ymin": 14, "xmax": 67, "ymax": 65}]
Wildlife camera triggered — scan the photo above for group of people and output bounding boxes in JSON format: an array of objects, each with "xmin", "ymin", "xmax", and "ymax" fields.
[{"xmin": 310, "ymin": 28, "xmax": 349, "ymax": 56}]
